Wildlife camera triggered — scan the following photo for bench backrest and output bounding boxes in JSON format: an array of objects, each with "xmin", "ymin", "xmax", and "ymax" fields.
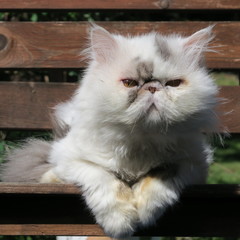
[
  {"xmin": 0, "ymin": 0, "xmax": 239, "ymax": 238},
  {"xmin": 0, "ymin": 2, "xmax": 239, "ymax": 133}
]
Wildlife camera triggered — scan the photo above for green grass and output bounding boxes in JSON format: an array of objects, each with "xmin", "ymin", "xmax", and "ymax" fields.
[
  {"xmin": 211, "ymin": 72, "xmax": 239, "ymax": 86},
  {"xmin": 206, "ymin": 72, "xmax": 240, "ymax": 184},
  {"xmin": 208, "ymin": 161, "xmax": 240, "ymax": 184},
  {"xmin": 207, "ymin": 135, "xmax": 240, "ymax": 184}
]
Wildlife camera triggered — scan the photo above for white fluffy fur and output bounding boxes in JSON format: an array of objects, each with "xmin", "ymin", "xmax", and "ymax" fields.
[
  {"xmin": 50, "ymin": 25, "xmax": 219, "ymax": 238},
  {"xmin": 2, "ymin": 25, "xmax": 220, "ymax": 239}
]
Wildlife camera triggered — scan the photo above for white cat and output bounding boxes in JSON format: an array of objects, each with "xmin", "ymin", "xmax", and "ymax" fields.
[{"xmin": 1, "ymin": 25, "xmax": 220, "ymax": 238}]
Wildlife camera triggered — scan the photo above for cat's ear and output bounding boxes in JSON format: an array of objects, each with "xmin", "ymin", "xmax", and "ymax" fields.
[
  {"xmin": 184, "ymin": 26, "xmax": 214, "ymax": 50},
  {"xmin": 183, "ymin": 26, "xmax": 214, "ymax": 63},
  {"xmin": 90, "ymin": 24, "xmax": 117, "ymax": 63}
]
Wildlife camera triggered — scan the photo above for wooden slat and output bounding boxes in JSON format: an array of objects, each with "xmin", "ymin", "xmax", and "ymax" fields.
[
  {"xmin": 0, "ymin": 0, "xmax": 239, "ymax": 10},
  {"xmin": 218, "ymin": 86, "xmax": 240, "ymax": 133},
  {"xmin": 0, "ymin": 22, "xmax": 239, "ymax": 69},
  {"xmin": 0, "ymin": 224, "xmax": 104, "ymax": 236},
  {"xmin": 0, "ymin": 82, "xmax": 76, "ymax": 130},
  {"xmin": 0, "ymin": 183, "xmax": 239, "ymax": 196},
  {"xmin": 0, "ymin": 184, "xmax": 239, "ymax": 237},
  {"xmin": 0, "ymin": 183, "xmax": 80, "ymax": 194},
  {"xmin": 0, "ymin": 82, "xmax": 239, "ymax": 133}
]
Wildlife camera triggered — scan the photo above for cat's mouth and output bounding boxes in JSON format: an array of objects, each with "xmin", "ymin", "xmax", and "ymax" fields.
[
  {"xmin": 146, "ymin": 96, "xmax": 159, "ymax": 112},
  {"xmin": 148, "ymin": 103, "xmax": 158, "ymax": 112},
  {"xmin": 145, "ymin": 103, "xmax": 160, "ymax": 118}
]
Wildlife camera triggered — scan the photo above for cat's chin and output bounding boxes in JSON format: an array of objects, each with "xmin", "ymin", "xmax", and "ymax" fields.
[
  {"xmin": 146, "ymin": 108, "xmax": 161, "ymax": 122},
  {"xmin": 143, "ymin": 104, "xmax": 163, "ymax": 124},
  {"xmin": 139, "ymin": 109, "xmax": 169, "ymax": 130}
]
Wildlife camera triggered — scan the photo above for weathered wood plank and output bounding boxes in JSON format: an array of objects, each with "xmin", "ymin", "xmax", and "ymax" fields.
[
  {"xmin": 0, "ymin": 82, "xmax": 239, "ymax": 133},
  {"xmin": 0, "ymin": 82, "xmax": 76, "ymax": 130},
  {"xmin": 0, "ymin": 183, "xmax": 239, "ymax": 196},
  {"xmin": 0, "ymin": 22, "xmax": 239, "ymax": 69},
  {"xmin": 0, "ymin": 0, "xmax": 239, "ymax": 10},
  {"xmin": 0, "ymin": 184, "xmax": 239, "ymax": 237},
  {"xmin": 218, "ymin": 86, "xmax": 240, "ymax": 133},
  {"xmin": 0, "ymin": 183, "xmax": 80, "ymax": 194},
  {"xmin": 0, "ymin": 224, "xmax": 104, "ymax": 236}
]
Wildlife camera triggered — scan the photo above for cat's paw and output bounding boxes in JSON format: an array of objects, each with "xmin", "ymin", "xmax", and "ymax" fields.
[
  {"xmin": 89, "ymin": 182, "xmax": 139, "ymax": 238},
  {"xmin": 98, "ymin": 203, "xmax": 138, "ymax": 238},
  {"xmin": 40, "ymin": 169, "xmax": 64, "ymax": 183},
  {"xmin": 133, "ymin": 176, "xmax": 179, "ymax": 227}
]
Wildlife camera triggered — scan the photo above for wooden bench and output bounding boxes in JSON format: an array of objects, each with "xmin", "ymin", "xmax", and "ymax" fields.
[{"xmin": 0, "ymin": 0, "xmax": 240, "ymax": 237}]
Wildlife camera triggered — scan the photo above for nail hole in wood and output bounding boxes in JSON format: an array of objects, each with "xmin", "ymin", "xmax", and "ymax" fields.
[{"xmin": 0, "ymin": 34, "xmax": 8, "ymax": 51}]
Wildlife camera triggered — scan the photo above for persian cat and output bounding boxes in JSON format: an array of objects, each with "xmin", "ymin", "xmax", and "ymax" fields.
[{"xmin": 1, "ymin": 25, "xmax": 219, "ymax": 238}]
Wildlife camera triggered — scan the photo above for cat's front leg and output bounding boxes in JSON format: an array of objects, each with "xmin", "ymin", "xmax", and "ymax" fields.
[
  {"xmin": 52, "ymin": 159, "xmax": 138, "ymax": 238},
  {"xmin": 133, "ymin": 171, "xmax": 179, "ymax": 227},
  {"xmin": 85, "ymin": 177, "xmax": 138, "ymax": 238},
  {"xmin": 133, "ymin": 157, "xmax": 208, "ymax": 227}
]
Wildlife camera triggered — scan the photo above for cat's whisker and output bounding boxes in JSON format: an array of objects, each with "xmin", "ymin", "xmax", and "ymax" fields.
[{"xmin": 130, "ymin": 119, "xmax": 137, "ymax": 134}]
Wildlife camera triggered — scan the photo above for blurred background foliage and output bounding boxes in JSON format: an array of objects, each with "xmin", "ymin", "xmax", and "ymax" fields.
[{"xmin": 0, "ymin": 8, "xmax": 239, "ymax": 240}]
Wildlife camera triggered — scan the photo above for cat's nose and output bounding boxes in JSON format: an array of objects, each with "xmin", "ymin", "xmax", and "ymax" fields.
[
  {"xmin": 148, "ymin": 86, "xmax": 157, "ymax": 94},
  {"xmin": 144, "ymin": 81, "xmax": 161, "ymax": 94}
]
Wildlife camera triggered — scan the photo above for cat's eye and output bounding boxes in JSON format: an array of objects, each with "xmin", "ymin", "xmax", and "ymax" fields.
[
  {"xmin": 165, "ymin": 79, "xmax": 183, "ymax": 87},
  {"xmin": 122, "ymin": 79, "xmax": 139, "ymax": 88}
]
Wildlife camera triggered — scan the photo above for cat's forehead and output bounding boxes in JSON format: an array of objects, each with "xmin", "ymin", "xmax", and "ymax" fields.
[
  {"xmin": 134, "ymin": 58, "xmax": 153, "ymax": 79},
  {"xmin": 121, "ymin": 34, "xmax": 183, "ymax": 79},
  {"xmin": 128, "ymin": 34, "xmax": 171, "ymax": 58},
  {"xmin": 155, "ymin": 35, "xmax": 171, "ymax": 60},
  {"xmin": 128, "ymin": 35, "xmax": 172, "ymax": 77}
]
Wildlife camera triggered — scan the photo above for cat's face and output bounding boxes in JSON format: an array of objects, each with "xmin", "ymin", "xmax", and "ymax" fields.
[{"xmin": 84, "ymin": 25, "xmax": 218, "ymax": 129}]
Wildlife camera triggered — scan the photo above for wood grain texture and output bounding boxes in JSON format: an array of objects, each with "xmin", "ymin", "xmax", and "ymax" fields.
[
  {"xmin": 0, "ymin": 82, "xmax": 76, "ymax": 130},
  {"xmin": 218, "ymin": 86, "xmax": 240, "ymax": 133},
  {"xmin": 0, "ymin": 0, "xmax": 239, "ymax": 10},
  {"xmin": 0, "ymin": 224, "xmax": 104, "ymax": 236},
  {"xmin": 0, "ymin": 22, "xmax": 239, "ymax": 69},
  {"xmin": 0, "ymin": 183, "xmax": 239, "ymax": 196},
  {"xmin": 0, "ymin": 184, "xmax": 239, "ymax": 236},
  {"xmin": 0, "ymin": 82, "xmax": 239, "ymax": 133},
  {"xmin": 0, "ymin": 183, "xmax": 80, "ymax": 194}
]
